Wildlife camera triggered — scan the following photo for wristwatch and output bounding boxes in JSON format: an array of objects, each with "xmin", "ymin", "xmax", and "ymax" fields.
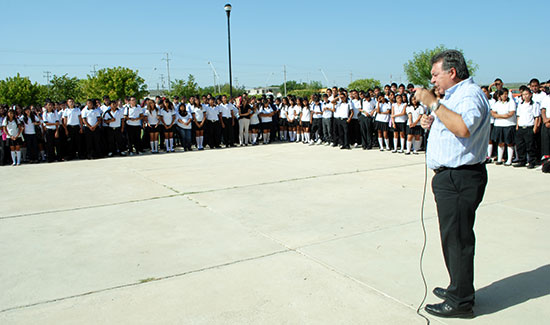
[{"xmin": 431, "ymin": 100, "xmax": 441, "ymax": 113}]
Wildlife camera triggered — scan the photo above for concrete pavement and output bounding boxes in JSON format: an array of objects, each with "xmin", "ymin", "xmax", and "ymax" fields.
[{"xmin": 0, "ymin": 143, "xmax": 548, "ymax": 324}]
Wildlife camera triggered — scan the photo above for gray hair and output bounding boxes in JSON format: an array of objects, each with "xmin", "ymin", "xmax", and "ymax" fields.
[{"xmin": 431, "ymin": 49, "xmax": 470, "ymax": 80}]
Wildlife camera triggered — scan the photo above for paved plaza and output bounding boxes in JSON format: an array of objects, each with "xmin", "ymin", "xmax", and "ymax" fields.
[{"xmin": 0, "ymin": 143, "xmax": 548, "ymax": 324}]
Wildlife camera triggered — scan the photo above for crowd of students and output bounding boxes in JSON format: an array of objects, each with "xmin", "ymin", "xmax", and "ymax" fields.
[{"xmin": 2, "ymin": 78, "xmax": 549, "ymax": 169}]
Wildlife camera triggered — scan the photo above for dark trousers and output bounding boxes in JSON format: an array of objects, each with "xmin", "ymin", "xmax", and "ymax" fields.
[
  {"xmin": 45, "ymin": 129, "xmax": 61, "ymax": 162},
  {"xmin": 332, "ymin": 117, "xmax": 339, "ymax": 145},
  {"xmin": 359, "ymin": 115, "xmax": 374, "ymax": 149},
  {"xmin": 107, "ymin": 127, "xmax": 124, "ymax": 154},
  {"xmin": 541, "ymin": 124, "xmax": 550, "ymax": 156},
  {"xmin": 221, "ymin": 117, "xmax": 234, "ymax": 146},
  {"xmin": 432, "ymin": 164, "xmax": 487, "ymax": 308},
  {"xmin": 311, "ymin": 119, "xmax": 322, "ymax": 141},
  {"xmin": 206, "ymin": 120, "xmax": 221, "ymax": 148},
  {"xmin": 84, "ymin": 127, "xmax": 102, "ymax": 158},
  {"xmin": 322, "ymin": 118, "xmax": 332, "ymax": 143},
  {"xmin": 24, "ymin": 133, "xmax": 38, "ymax": 161},
  {"xmin": 66, "ymin": 125, "xmax": 82, "ymax": 159},
  {"xmin": 337, "ymin": 118, "xmax": 349, "ymax": 147},
  {"xmin": 516, "ymin": 127, "xmax": 537, "ymax": 165},
  {"xmin": 126, "ymin": 125, "xmax": 143, "ymax": 153},
  {"xmin": 348, "ymin": 119, "xmax": 360, "ymax": 145},
  {"xmin": 176, "ymin": 126, "xmax": 192, "ymax": 150}
]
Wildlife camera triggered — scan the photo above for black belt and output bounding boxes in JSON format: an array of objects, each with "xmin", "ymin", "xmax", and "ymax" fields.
[
  {"xmin": 434, "ymin": 163, "xmax": 484, "ymax": 174},
  {"xmin": 519, "ymin": 126, "xmax": 533, "ymax": 129}
]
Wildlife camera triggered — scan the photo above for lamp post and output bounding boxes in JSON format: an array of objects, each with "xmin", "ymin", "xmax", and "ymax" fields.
[{"xmin": 224, "ymin": 3, "xmax": 233, "ymax": 99}]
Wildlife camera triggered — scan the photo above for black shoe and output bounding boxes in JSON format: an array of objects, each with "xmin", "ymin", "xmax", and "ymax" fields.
[
  {"xmin": 527, "ymin": 163, "xmax": 536, "ymax": 169},
  {"xmin": 513, "ymin": 162, "xmax": 526, "ymax": 167},
  {"xmin": 425, "ymin": 302, "xmax": 474, "ymax": 319},
  {"xmin": 432, "ymin": 287, "xmax": 475, "ymax": 306},
  {"xmin": 495, "ymin": 161, "xmax": 503, "ymax": 165}
]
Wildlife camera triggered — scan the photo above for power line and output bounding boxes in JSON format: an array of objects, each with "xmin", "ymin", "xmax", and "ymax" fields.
[
  {"xmin": 43, "ymin": 71, "xmax": 51, "ymax": 84},
  {"xmin": 162, "ymin": 53, "xmax": 171, "ymax": 92}
]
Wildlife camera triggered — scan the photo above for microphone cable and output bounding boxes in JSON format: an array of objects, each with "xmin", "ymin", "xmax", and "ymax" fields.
[{"xmin": 416, "ymin": 145, "xmax": 431, "ymax": 324}]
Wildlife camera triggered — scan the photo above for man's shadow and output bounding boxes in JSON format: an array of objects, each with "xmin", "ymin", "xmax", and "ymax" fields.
[{"xmin": 475, "ymin": 264, "xmax": 550, "ymax": 316}]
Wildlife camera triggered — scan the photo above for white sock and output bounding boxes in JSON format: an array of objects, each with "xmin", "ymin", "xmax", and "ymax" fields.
[
  {"xmin": 40, "ymin": 151, "xmax": 45, "ymax": 159},
  {"xmin": 400, "ymin": 138, "xmax": 405, "ymax": 151},
  {"xmin": 506, "ymin": 146, "xmax": 514, "ymax": 164},
  {"xmin": 393, "ymin": 139, "xmax": 398, "ymax": 151},
  {"xmin": 150, "ymin": 141, "xmax": 155, "ymax": 151},
  {"xmin": 165, "ymin": 139, "xmax": 169, "ymax": 151},
  {"xmin": 414, "ymin": 140, "xmax": 421, "ymax": 152},
  {"xmin": 497, "ymin": 146, "xmax": 504, "ymax": 162},
  {"xmin": 406, "ymin": 141, "xmax": 412, "ymax": 153},
  {"xmin": 169, "ymin": 138, "xmax": 174, "ymax": 150},
  {"xmin": 378, "ymin": 137, "xmax": 384, "ymax": 148},
  {"xmin": 487, "ymin": 143, "xmax": 493, "ymax": 158},
  {"xmin": 252, "ymin": 133, "xmax": 257, "ymax": 143},
  {"xmin": 154, "ymin": 141, "xmax": 158, "ymax": 152},
  {"xmin": 384, "ymin": 139, "xmax": 390, "ymax": 150},
  {"xmin": 267, "ymin": 133, "xmax": 271, "ymax": 143},
  {"xmin": 16, "ymin": 151, "xmax": 21, "ymax": 164},
  {"xmin": 11, "ymin": 151, "xmax": 16, "ymax": 164},
  {"xmin": 196, "ymin": 137, "xmax": 200, "ymax": 148}
]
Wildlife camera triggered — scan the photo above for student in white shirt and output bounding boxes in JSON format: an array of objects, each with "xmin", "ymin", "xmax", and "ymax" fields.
[
  {"xmin": 218, "ymin": 95, "xmax": 236, "ymax": 148},
  {"xmin": 349, "ymin": 90, "xmax": 362, "ymax": 148},
  {"xmin": 514, "ymin": 89, "xmax": 540, "ymax": 168},
  {"xmin": 2, "ymin": 109, "xmax": 23, "ymax": 165},
  {"xmin": 103, "ymin": 100, "xmax": 126, "ymax": 156},
  {"xmin": 81, "ymin": 99, "xmax": 103, "ymax": 159},
  {"xmin": 191, "ymin": 97, "xmax": 206, "ymax": 150},
  {"xmin": 404, "ymin": 96, "xmax": 425, "ymax": 155},
  {"xmin": 491, "ymin": 88, "xmax": 517, "ymax": 165},
  {"xmin": 321, "ymin": 94, "xmax": 334, "ymax": 145},
  {"xmin": 299, "ymin": 98, "xmax": 312, "ymax": 144},
  {"xmin": 259, "ymin": 99, "xmax": 275, "ymax": 144},
  {"xmin": 332, "ymin": 92, "xmax": 353, "ymax": 150},
  {"xmin": 205, "ymin": 97, "xmax": 222, "ymax": 149},
  {"xmin": 124, "ymin": 97, "xmax": 144, "ymax": 155},
  {"xmin": 61, "ymin": 98, "xmax": 83, "ymax": 160},
  {"xmin": 287, "ymin": 98, "xmax": 299, "ymax": 142},
  {"xmin": 278, "ymin": 97, "xmax": 289, "ymax": 141},
  {"xmin": 391, "ymin": 94, "xmax": 408, "ymax": 153},
  {"xmin": 375, "ymin": 94, "xmax": 391, "ymax": 151},
  {"xmin": 21, "ymin": 106, "xmax": 41, "ymax": 163},
  {"xmin": 175, "ymin": 103, "xmax": 193, "ymax": 151},
  {"xmin": 143, "ymin": 99, "xmax": 160, "ymax": 153},
  {"xmin": 310, "ymin": 95, "xmax": 324, "ymax": 144},
  {"xmin": 481, "ymin": 86, "xmax": 496, "ymax": 162},
  {"xmin": 159, "ymin": 99, "xmax": 176, "ymax": 152},
  {"xmin": 249, "ymin": 99, "xmax": 261, "ymax": 145},
  {"xmin": 42, "ymin": 102, "xmax": 63, "ymax": 162}
]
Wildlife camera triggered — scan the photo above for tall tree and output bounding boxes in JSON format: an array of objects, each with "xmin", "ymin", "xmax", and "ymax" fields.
[
  {"xmin": 83, "ymin": 67, "xmax": 147, "ymax": 100},
  {"xmin": 48, "ymin": 74, "xmax": 84, "ymax": 102},
  {"xmin": 169, "ymin": 74, "xmax": 200, "ymax": 98},
  {"xmin": 348, "ymin": 78, "xmax": 382, "ymax": 92},
  {"xmin": 0, "ymin": 73, "xmax": 42, "ymax": 106},
  {"xmin": 403, "ymin": 45, "xmax": 478, "ymax": 88}
]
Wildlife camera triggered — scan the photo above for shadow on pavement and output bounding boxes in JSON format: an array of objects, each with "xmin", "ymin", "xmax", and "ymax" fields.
[{"xmin": 475, "ymin": 264, "xmax": 550, "ymax": 316}]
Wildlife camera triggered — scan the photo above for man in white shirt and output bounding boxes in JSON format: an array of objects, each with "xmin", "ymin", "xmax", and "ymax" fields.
[
  {"xmin": 321, "ymin": 94, "xmax": 334, "ymax": 145},
  {"xmin": 62, "ymin": 98, "xmax": 84, "ymax": 160},
  {"xmin": 218, "ymin": 95, "xmax": 235, "ymax": 147},
  {"xmin": 514, "ymin": 89, "xmax": 540, "ymax": 168},
  {"xmin": 358, "ymin": 91, "xmax": 375, "ymax": 149},
  {"xmin": 205, "ymin": 97, "xmax": 222, "ymax": 149},
  {"xmin": 332, "ymin": 92, "xmax": 353, "ymax": 149},
  {"xmin": 349, "ymin": 90, "xmax": 361, "ymax": 147}
]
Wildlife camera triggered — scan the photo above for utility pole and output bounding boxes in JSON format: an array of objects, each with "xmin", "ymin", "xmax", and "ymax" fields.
[
  {"xmin": 208, "ymin": 61, "xmax": 222, "ymax": 94},
  {"xmin": 283, "ymin": 65, "xmax": 287, "ymax": 97},
  {"xmin": 43, "ymin": 71, "xmax": 51, "ymax": 84},
  {"xmin": 91, "ymin": 64, "xmax": 98, "ymax": 77},
  {"xmin": 160, "ymin": 74, "xmax": 165, "ymax": 91},
  {"xmin": 162, "ymin": 53, "xmax": 171, "ymax": 92}
]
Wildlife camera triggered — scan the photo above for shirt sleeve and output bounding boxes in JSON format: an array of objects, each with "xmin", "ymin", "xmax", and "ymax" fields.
[{"xmin": 453, "ymin": 94, "xmax": 487, "ymax": 134}]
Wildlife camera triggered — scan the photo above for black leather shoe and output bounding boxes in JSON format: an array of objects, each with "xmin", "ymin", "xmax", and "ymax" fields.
[
  {"xmin": 432, "ymin": 287, "xmax": 475, "ymax": 305},
  {"xmin": 425, "ymin": 302, "xmax": 474, "ymax": 318}
]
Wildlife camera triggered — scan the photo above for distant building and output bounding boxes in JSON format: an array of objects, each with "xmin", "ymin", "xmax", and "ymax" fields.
[{"xmin": 246, "ymin": 86, "xmax": 282, "ymax": 97}]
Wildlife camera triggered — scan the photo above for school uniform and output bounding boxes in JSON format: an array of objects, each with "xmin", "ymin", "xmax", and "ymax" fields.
[
  {"xmin": 205, "ymin": 105, "xmax": 222, "ymax": 148},
  {"xmin": 3, "ymin": 118, "xmax": 24, "ymax": 165},
  {"xmin": 219, "ymin": 103, "xmax": 235, "ymax": 146},
  {"xmin": 321, "ymin": 101, "xmax": 334, "ymax": 144},
  {"xmin": 375, "ymin": 102, "xmax": 391, "ymax": 131},
  {"xmin": 300, "ymin": 105, "xmax": 311, "ymax": 128},
  {"xmin": 491, "ymin": 100, "xmax": 517, "ymax": 145},
  {"xmin": 287, "ymin": 105, "xmax": 299, "ymax": 127},
  {"xmin": 124, "ymin": 105, "xmax": 144, "ymax": 153},
  {"xmin": 42, "ymin": 111, "xmax": 62, "ymax": 162},
  {"xmin": 515, "ymin": 101, "xmax": 540, "ymax": 166},
  {"xmin": 21, "ymin": 115, "xmax": 39, "ymax": 162},
  {"xmin": 160, "ymin": 109, "xmax": 176, "ymax": 133},
  {"xmin": 259, "ymin": 106, "xmax": 274, "ymax": 131},
  {"xmin": 311, "ymin": 102, "xmax": 323, "ymax": 142},
  {"xmin": 176, "ymin": 108, "xmax": 193, "ymax": 151},
  {"xmin": 62, "ymin": 107, "xmax": 83, "ymax": 159},
  {"xmin": 144, "ymin": 109, "xmax": 160, "ymax": 132},
  {"xmin": 249, "ymin": 107, "xmax": 260, "ymax": 131},
  {"xmin": 406, "ymin": 105, "xmax": 425, "ymax": 135},
  {"xmin": 392, "ymin": 103, "xmax": 408, "ymax": 133},
  {"xmin": 358, "ymin": 99, "xmax": 375, "ymax": 149},
  {"xmin": 348, "ymin": 99, "xmax": 361, "ymax": 145},
  {"xmin": 103, "ymin": 107, "xmax": 125, "ymax": 155},
  {"xmin": 81, "ymin": 106, "xmax": 103, "ymax": 159},
  {"xmin": 334, "ymin": 101, "xmax": 351, "ymax": 149}
]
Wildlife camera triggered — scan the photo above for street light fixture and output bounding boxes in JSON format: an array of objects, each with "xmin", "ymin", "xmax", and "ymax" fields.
[{"xmin": 224, "ymin": 3, "xmax": 233, "ymax": 98}]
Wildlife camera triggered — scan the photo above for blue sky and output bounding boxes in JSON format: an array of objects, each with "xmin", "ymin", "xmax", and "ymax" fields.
[{"xmin": 1, "ymin": 0, "xmax": 549, "ymax": 90}]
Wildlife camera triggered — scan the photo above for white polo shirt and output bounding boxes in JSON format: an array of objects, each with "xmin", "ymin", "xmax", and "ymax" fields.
[
  {"xmin": 192, "ymin": 105, "xmax": 206, "ymax": 122},
  {"xmin": 532, "ymin": 91, "xmax": 547, "ymax": 105},
  {"xmin": 287, "ymin": 105, "xmax": 299, "ymax": 120},
  {"xmin": 516, "ymin": 101, "xmax": 540, "ymax": 127},
  {"xmin": 300, "ymin": 106, "xmax": 311, "ymax": 122},
  {"xmin": 81, "ymin": 107, "xmax": 102, "ymax": 128},
  {"xmin": 20, "ymin": 116, "xmax": 36, "ymax": 135},
  {"xmin": 176, "ymin": 110, "xmax": 193, "ymax": 129},
  {"xmin": 322, "ymin": 102, "xmax": 334, "ymax": 119},
  {"xmin": 103, "ymin": 108, "xmax": 125, "ymax": 128},
  {"xmin": 393, "ymin": 103, "xmax": 408, "ymax": 123},
  {"xmin": 250, "ymin": 108, "xmax": 260, "ymax": 125},
  {"xmin": 259, "ymin": 106, "xmax": 273, "ymax": 123},
  {"xmin": 160, "ymin": 109, "xmax": 175, "ymax": 125},
  {"xmin": 541, "ymin": 96, "xmax": 550, "ymax": 119},
  {"xmin": 2, "ymin": 118, "xmax": 22, "ymax": 137},
  {"xmin": 218, "ymin": 103, "xmax": 234, "ymax": 118},
  {"xmin": 143, "ymin": 109, "xmax": 159, "ymax": 126},
  {"xmin": 125, "ymin": 106, "xmax": 144, "ymax": 126},
  {"xmin": 351, "ymin": 99, "xmax": 361, "ymax": 120},
  {"xmin": 375, "ymin": 102, "xmax": 391, "ymax": 123},
  {"xmin": 205, "ymin": 105, "xmax": 220, "ymax": 121},
  {"xmin": 42, "ymin": 111, "xmax": 60, "ymax": 130},
  {"xmin": 311, "ymin": 103, "xmax": 323, "ymax": 119},
  {"xmin": 279, "ymin": 105, "xmax": 288, "ymax": 119},
  {"xmin": 492, "ymin": 100, "xmax": 516, "ymax": 127},
  {"xmin": 63, "ymin": 107, "xmax": 81, "ymax": 126},
  {"xmin": 406, "ymin": 105, "xmax": 425, "ymax": 126},
  {"xmin": 334, "ymin": 102, "xmax": 351, "ymax": 119}
]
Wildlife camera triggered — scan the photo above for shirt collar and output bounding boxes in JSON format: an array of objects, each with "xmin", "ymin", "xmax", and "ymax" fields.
[{"xmin": 444, "ymin": 77, "xmax": 473, "ymax": 100}]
